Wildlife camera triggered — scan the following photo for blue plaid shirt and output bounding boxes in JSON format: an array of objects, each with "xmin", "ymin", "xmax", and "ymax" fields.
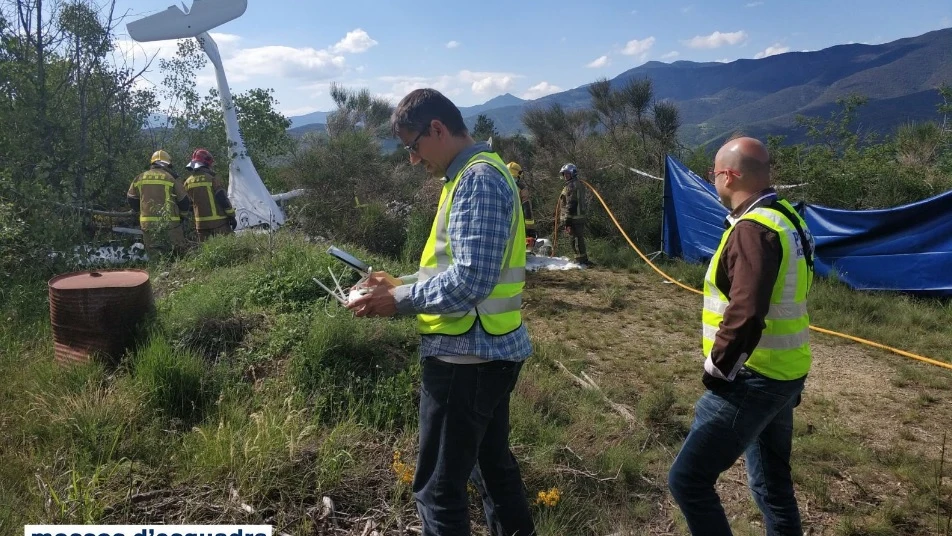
[{"xmin": 393, "ymin": 142, "xmax": 532, "ymax": 362}]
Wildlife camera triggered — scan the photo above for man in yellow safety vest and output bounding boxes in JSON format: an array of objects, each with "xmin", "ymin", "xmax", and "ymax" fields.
[
  {"xmin": 668, "ymin": 137, "xmax": 815, "ymax": 536},
  {"xmin": 347, "ymin": 88, "xmax": 535, "ymax": 536}
]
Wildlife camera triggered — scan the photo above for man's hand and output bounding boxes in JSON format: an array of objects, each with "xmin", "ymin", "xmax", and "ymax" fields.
[
  {"xmin": 347, "ymin": 281, "xmax": 398, "ymax": 317},
  {"xmin": 360, "ymin": 270, "xmax": 402, "ymax": 288}
]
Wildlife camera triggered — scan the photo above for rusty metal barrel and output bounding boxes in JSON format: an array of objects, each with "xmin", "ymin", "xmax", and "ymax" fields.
[{"xmin": 48, "ymin": 269, "xmax": 155, "ymax": 365}]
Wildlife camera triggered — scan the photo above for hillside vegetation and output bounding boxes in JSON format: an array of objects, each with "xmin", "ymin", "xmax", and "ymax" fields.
[{"xmin": 2, "ymin": 232, "xmax": 952, "ymax": 535}]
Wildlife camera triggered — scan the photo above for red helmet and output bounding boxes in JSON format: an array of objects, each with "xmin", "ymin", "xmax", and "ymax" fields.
[{"xmin": 189, "ymin": 148, "xmax": 214, "ymax": 169}]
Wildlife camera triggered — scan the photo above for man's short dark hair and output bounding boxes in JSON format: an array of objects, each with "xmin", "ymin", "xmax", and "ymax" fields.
[{"xmin": 391, "ymin": 88, "xmax": 469, "ymax": 138}]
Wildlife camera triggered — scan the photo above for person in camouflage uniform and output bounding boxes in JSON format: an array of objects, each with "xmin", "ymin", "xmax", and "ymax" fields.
[{"xmin": 558, "ymin": 163, "xmax": 590, "ymax": 265}]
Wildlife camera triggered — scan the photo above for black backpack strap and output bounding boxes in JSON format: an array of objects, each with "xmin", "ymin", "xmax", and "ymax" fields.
[{"xmin": 766, "ymin": 201, "xmax": 814, "ymax": 271}]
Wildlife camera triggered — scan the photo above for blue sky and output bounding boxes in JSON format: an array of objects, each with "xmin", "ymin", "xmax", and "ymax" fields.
[{"xmin": 114, "ymin": 0, "xmax": 952, "ymax": 117}]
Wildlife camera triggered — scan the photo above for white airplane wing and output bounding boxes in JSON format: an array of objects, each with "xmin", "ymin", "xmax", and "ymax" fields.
[{"xmin": 127, "ymin": 0, "xmax": 247, "ymax": 42}]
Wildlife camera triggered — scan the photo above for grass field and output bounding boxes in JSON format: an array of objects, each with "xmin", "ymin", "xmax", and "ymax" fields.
[{"xmin": 1, "ymin": 231, "xmax": 950, "ymax": 535}]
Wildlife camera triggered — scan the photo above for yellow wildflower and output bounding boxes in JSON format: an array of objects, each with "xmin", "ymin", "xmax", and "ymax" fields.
[
  {"xmin": 534, "ymin": 487, "xmax": 561, "ymax": 507},
  {"xmin": 391, "ymin": 451, "xmax": 414, "ymax": 484}
]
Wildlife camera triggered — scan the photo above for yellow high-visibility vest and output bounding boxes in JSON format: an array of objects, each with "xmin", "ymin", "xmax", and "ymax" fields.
[
  {"xmin": 417, "ymin": 151, "xmax": 526, "ymax": 336},
  {"xmin": 702, "ymin": 199, "xmax": 813, "ymax": 380}
]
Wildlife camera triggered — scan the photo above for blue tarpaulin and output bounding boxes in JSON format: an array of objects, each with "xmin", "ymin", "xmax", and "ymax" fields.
[{"xmin": 662, "ymin": 156, "xmax": 952, "ymax": 296}]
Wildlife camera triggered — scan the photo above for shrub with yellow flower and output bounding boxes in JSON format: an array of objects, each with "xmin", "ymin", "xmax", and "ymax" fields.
[
  {"xmin": 391, "ymin": 451, "xmax": 414, "ymax": 485},
  {"xmin": 535, "ymin": 487, "xmax": 561, "ymax": 507}
]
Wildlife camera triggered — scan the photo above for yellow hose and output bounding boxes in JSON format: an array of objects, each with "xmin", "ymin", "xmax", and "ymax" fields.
[{"xmin": 580, "ymin": 179, "xmax": 952, "ymax": 372}]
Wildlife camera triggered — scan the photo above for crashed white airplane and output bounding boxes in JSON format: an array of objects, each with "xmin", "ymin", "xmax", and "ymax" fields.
[{"xmin": 127, "ymin": 0, "xmax": 288, "ymax": 230}]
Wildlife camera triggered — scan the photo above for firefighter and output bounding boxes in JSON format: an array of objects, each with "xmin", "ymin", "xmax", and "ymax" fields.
[
  {"xmin": 127, "ymin": 150, "xmax": 191, "ymax": 255},
  {"xmin": 183, "ymin": 148, "xmax": 237, "ymax": 242},
  {"xmin": 558, "ymin": 163, "xmax": 590, "ymax": 265},
  {"xmin": 507, "ymin": 162, "xmax": 538, "ymax": 251}
]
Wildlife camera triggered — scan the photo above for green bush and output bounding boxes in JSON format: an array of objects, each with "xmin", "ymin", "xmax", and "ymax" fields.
[
  {"xmin": 401, "ymin": 207, "xmax": 432, "ymax": 265},
  {"xmin": 292, "ymin": 313, "xmax": 418, "ymax": 430},
  {"xmin": 336, "ymin": 202, "xmax": 407, "ymax": 259},
  {"xmin": 186, "ymin": 232, "xmax": 263, "ymax": 270},
  {"xmin": 133, "ymin": 335, "xmax": 218, "ymax": 426}
]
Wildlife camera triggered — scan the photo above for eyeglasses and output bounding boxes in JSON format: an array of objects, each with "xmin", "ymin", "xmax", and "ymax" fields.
[
  {"xmin": 706, "ymin": 167, "xmax": 741, "ymax": 184},
  {"xmin": 404, "ymin": 128, "xmax": 429, "ymax": 154}
]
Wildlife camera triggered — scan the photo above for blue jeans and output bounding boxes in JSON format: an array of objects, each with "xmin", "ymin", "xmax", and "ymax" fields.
[
  {"xmin": 668, "ymin": 369, "xmax": 806, "ymax": 536},
  {"xmin": 414, "ymin": 358, "xmax": 535, "ymax": 536}
]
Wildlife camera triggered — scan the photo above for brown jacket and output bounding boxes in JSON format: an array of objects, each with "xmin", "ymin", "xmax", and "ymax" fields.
[
  {"xmin": 704, "ymin": 188, "xmax": 784, "ymax": 388},
  {"xmin": 127, "ymin": 166, "xmax": 189, "ymax": 228},
  {"xmin": 184, "ymin": 168, "xmax": 235, "ymax": 230},
  {"xmin": 559, "ymin": 178, "xmax": 584, "ymax": 222}
]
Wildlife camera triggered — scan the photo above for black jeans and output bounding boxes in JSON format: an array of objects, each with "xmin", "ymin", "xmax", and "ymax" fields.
[{"xmin": 414, "ymin": 358, "xmax": 535, "ymax": 536}]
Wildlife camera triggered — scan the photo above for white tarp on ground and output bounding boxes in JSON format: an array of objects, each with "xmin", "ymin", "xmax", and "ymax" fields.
[
  {"xmin": 67, "ymin": 243, "xmax": 148, "ymax": 265},
  {"xmin": 526, "ymin": 255, "xmax": 584, "ymax": 271}
]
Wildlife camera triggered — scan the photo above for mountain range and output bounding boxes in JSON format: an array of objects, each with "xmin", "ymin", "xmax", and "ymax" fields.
[{"xmin": 288, "ymin": 27, "xmax": 952, "ymax": 146}]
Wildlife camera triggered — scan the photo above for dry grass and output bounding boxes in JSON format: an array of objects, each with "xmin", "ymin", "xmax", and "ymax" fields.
[{"xmin": 522, "ymin": 265, "xmax": 952, "ymax": 535}]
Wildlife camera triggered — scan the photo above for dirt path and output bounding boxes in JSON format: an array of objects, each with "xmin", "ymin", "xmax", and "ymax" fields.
[{"xmin": 522, "ymin": 265, "xmax": 952, "ymax": 535}]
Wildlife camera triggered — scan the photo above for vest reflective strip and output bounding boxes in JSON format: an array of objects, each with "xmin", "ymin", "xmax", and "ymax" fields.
[
  {"xmin": 418, "ymin": 265, "xmax": 525, "ymax": 284},
  {"xmin": 186, "ymin": 178, "xmax": 227, "ymax": 222},
  {"xmin": 702, "ymin": 324, "xmax": 809, "ymax": 350},
  {"xmin": 431, "ymin": 295, "xmax": 524, "ymax": 318},
  {"xmin": 703, "ymin": 296, "xmax": 807, "ymax": 320}
]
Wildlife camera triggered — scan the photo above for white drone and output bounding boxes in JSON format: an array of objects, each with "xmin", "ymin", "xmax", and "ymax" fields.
[
  {"xmin": 312, "ymin": 247, "xmax": 373, "ymax": 306},
  {"xmin": 127, "ymin": 0, "xmax": 285, "ymax": 230}
]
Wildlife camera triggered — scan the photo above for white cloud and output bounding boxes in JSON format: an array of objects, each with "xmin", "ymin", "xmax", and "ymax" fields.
[
  {"xmin": 754, "ymin": 43, "xmax": 790, "ymax": 59},
  {"xmin": 715, "ymin": 58, "xmax": 732, "ymax": 63},
  {"xmin": 523, "ymin": 82, "xmax": 562, "ymax": 100},
  {"xmin": 661, "ymin": 51, "xmax": 680, "ymax": 60},
  {"xmin": 680, "ymin": 5, "xmax": 694, "ymax": 14},
  {"xmin": 228, "ymin": 46, "xmax": 346, "ymax": 81},
  {"xmin": 586, "ymin": 55, "xmax": 610, "ymax": 68},
  {"xmin": 684, "ymin": 30, "xmax": 747, "ymax": 49},
  {"xmin": 631, "ymin": 9, "xmax": 638, "ymax": 14},
  {"xmin": 460, "ymin": 70, "xmax": 518, "ymax": 94},
  {"xmin": 746, "ymin": 1, "xmax": 763, "ymax": 6},
  {"xmin": 622, "ymin": 36, "xmax": 656, "ymax": 56},
  {"xmin": 331, "ymin": 29, "xmax": 378, "ymax": 54},
  {"xmin": 283, "ymin": 105, "xmax": 324, "ymax": 116},
  {"xmin": 378, "ymin": 70, "xmax": 520, "ymax": 101},
  {"xmin": 446, "ymin": 40, "xmax": 460, "ymax": 49},
  {"xmin": 209, "ymin": 32, "xmax": 242, "ymax": 47},
  {"xmin": 378, "ymin": 75, "xmax": 446, "ymax": 99}
]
